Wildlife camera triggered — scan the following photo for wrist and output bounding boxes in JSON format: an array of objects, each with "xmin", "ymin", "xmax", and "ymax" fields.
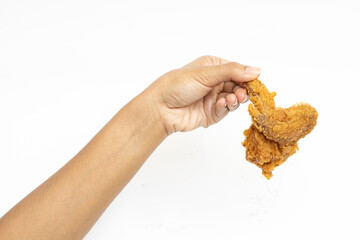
[{"xmin": 134, "ymin": 86, "xmax": 170, "ymax": 139}]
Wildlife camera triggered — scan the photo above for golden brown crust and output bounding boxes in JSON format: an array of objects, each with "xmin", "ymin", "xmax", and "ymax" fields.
[{"xmin": 242, "ymin": 79, "xmax": 318, "ymax": 179}]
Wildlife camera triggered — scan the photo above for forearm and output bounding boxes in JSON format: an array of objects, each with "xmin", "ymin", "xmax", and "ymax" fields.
[{"xmin": 0, "ymin": 88, "xmax": 167, "ymax": 240}]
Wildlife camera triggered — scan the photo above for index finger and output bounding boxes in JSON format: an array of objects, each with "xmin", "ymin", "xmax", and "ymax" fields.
[{"xmin": 194, "ymin": 62, "xmax": 261, "ymax": 87}]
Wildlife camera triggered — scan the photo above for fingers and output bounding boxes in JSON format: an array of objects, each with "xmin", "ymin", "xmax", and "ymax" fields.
[
  {"xmin": 212, "ymin": 91, "xmax": 249, "ymax": 122},
  {"xmin": 217, "ymin": 83, "xmax": 249, "ymax": 111},
  {"xmin": 216, "ymin": 91, "xmax": 249, "ymax": 112},
  {"xmin": 196, "ymin": 62, "xmax": 261, "ymax": 87},
  {"xmin": 233, "ymin": 86, "xmax": 249, "ymax": 104},
  {"xmin": 211, "ymin": 83, "xmax": 250, "ymax": 123},
  {"xmin": 223, "ymin": 82, "xmax": 237, "ymax": 92},
  {"xmin": 226, "ymin": 94, "xmax": 238, "ymax": 112},
  {"xmin": 213, "ymin": 97, "xmax": 229, "ymax": 122}
]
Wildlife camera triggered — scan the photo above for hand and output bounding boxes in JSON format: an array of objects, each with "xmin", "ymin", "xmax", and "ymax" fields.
[{"xmin": 148, "ymin": 56, "xmax": 261, "ymax": 135}]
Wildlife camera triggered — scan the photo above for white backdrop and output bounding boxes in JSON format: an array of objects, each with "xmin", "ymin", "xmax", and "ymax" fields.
[{"xmin": 1, "ymin": 0, "xmax": 359, "ymax": 239}]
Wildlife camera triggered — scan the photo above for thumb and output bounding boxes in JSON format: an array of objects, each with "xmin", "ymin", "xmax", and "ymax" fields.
[{"xmin": 194, "ymin": 62, "xmax": 261, "ymax": 87}]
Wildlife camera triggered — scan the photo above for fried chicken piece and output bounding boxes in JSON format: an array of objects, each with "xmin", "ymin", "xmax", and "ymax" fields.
[
  {"xmin": 242, "ymin": 79, "xmax": 318, "ymax": 179},
  {"xmin": 243, "ymin": 124, "xmax": 299, "ymax": 179}
]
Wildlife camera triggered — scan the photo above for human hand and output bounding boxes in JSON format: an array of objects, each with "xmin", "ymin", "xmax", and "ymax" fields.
[{"xmin": 148, "ymin": 56, "xmax": 261, "ymax": 135}]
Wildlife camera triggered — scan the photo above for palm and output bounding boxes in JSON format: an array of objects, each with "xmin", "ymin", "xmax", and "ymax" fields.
[{"xmin": 162, "ymin": 80, "xmax": 222, "ymax": 131}]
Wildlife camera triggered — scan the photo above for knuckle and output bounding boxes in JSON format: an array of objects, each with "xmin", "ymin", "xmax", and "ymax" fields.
[
  {"xmin": 199, "ymin": 55, "xmax": 223, "ymax": 65},
  {"xmin": 198, "ymin": 55, "xmax": 212, "ymax": 62},
  {"xmin": 228, "ymin": 62, "xmax": 245, "ymax": 71},
  {"xmin": 233, "ymin": 85, "xmax": 241, "ymax": 92},
  {"xmin": 226, "ymin": 62, "xmax": 246, "ymax": 79},
  {"xmin": 227, "ymin": 62, "xmax": 236, "ymax": 74}
]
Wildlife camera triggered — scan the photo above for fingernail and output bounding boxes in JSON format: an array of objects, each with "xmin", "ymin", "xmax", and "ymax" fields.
[
  {"xmin": 232, "ymin": 101, "xmax": 238, "ymax": 107},
  {"xmin": 245, "ymin": 66, "xmax": 261, "ymax": 75},
  {"xmin": 241, "ymin": 94, "xmax": 249, "ymax": 103}
]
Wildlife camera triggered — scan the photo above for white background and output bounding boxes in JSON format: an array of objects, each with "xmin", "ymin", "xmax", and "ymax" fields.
[{"xmin": 1, "ymin": 0, "xmax": 359, "ymax": 239}]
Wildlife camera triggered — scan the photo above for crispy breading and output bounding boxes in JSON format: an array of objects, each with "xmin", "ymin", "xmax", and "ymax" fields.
[{"xmin": 242, "ymin": 79, "xmax": 318, "ymax": 179}]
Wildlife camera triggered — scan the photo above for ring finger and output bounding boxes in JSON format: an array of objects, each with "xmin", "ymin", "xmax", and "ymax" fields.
[{"xmin": 225, "ymin": 93, "xmax": 239, "ymax": 112}]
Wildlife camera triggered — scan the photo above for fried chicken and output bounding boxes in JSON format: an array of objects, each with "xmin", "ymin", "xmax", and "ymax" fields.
[{"xmin": 242, "ymin": 79, "xmax": 318, "ymax": 179}]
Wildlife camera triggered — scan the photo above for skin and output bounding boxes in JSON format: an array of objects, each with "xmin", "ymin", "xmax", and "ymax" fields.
[{"xmin": 0, "ymin": 56, "xmax": 261, "ymax": 240}]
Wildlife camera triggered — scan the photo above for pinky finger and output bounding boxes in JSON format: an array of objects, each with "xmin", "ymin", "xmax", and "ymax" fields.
[{"xmin": 212, "ymin": 97, "xmax": 229, "ymax": 123}]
